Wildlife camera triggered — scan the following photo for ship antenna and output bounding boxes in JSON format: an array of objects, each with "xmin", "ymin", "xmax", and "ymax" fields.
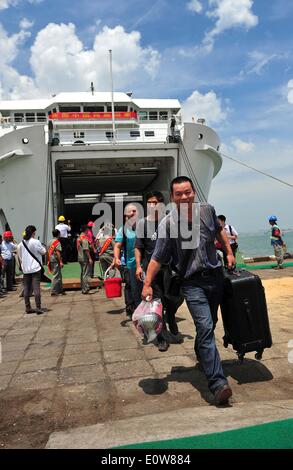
[
  {"xmin": 90, "ymin": 82, "xmax": 94, "ymax": 95},
  {"xmin": 109, "ymin": 49, "xmax": 116, "ymax": 144}
]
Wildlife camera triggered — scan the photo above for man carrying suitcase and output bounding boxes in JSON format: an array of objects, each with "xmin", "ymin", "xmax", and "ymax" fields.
[{"xmin": 142, "ymin": 176, "xmax": 235, "ymax": 406}]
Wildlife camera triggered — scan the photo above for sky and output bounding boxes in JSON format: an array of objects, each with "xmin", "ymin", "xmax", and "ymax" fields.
[{"xmin": 0, "ymin": 0, "xmax": 293, "ymax": 232}]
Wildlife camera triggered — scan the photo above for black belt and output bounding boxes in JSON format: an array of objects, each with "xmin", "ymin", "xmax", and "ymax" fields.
[{"xmin": 189, "ymin": 267, "xmax": 222, "ymax": 279}]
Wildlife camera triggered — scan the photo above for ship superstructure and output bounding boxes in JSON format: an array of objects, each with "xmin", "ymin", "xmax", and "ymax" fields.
[{"xmin": 0, "ymin": 91, "xmax": 222, "ymax": 241}]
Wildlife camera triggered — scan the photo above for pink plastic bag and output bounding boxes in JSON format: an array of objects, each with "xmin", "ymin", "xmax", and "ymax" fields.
[{"xmin": 132, "ymin": 299, "xmax": 163, "ymax": 343}]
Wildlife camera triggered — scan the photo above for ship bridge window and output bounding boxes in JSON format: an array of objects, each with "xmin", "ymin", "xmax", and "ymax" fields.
[
  {"xmin": 138, "ymin": 111, "xmax": 147, "ymax": 121},
  {"xmin": 145, "ymin": 131, "xmax": 155, "ymax": 137},
  {"xmin": 149, "ymin": 111, "xmax": 158, "ymax": 121},
  {"xmin": 14, "ymin": 113, "xmax": 24, "ymax": 122},
  {"xmin": 83, "ymin": 105, "xmax": 104, "ymax": 112},
  {"xmin": 130, "ymin": 130, "xmax": 140, "ymax": 137},
  {"xmin": 159, "ymin": 111, "xmax": 168, "ymax": 121},
  {"xmin": 37, "ymin": 112, "xmax": 46, "ymax": 122},
  {"xmin": 105, "ymin": 131, "xmax": 114, "ymax": 139},
  {"xmin": 59, "ymin": 105, "xmax": 81, "ymax": 112},
  {"xmin": 74, "ymin": 131, "xmax": 85, "ymax": 139},
  {"xmin": 25, "ymin": 113, "xmax": 35, "ymax": 122},
  {"xmin": 106, "ymin": 105, "xmax": 128, "ymax": 112}
]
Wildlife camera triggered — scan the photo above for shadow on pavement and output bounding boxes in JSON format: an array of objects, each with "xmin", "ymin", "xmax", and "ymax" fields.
[
  {"xmin": 138, "ymin": 358, "xmax": 273, "ymax": 405},
  {"xmin": 106, "ymin": 308, "xmax": 125, "ymax": 315}
]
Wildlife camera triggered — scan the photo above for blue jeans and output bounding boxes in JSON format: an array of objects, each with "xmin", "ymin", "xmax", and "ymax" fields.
[
  {"xmin": 182, "ymin": 268, "xmax": 227, "ymax": 394},
  {"xmin": 128, "ymin": 267, "xmax": 143, "ymax": 310}
]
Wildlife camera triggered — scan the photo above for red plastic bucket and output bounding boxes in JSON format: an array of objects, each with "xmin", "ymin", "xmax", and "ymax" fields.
[{"xmin": 104, "ymin": 277, "xmax": 122, "ymax": 298}]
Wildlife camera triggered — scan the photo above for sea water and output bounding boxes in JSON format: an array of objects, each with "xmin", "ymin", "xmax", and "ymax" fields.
[{"xmin": 238, "ymin": 231, "xmax": 293, "ymax": 258}]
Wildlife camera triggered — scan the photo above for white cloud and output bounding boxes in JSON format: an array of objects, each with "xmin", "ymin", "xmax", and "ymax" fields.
[
  {"xmin": 0, "ymin": 0, "xmax": 17, "ymax": 9},
  {"xmin": 0, "ymin": 23, "xmax": 35, "ymax": 99},
  {"xmin": 0, "ymin": 24, "xmax": 30, "ymax": 66},
  {"xmin": 19, "ymin": 18, "xmax": 34, "ymax": 30},
  {"xmin": 242, "ymin": 50, "xmax": 282, "ymax": 76},
  {"xmin": 0, "ymin": 0, "xmax": 43, "ymax": 9},
  {"xmin": 186, "ymin": 0, "xmax": 203, "ymax": 14},
  {"xmin": 204, "ymin": 0, "xmax": 258, "ymax": 52},
  {"xmin": 0, "ymin": 23, "xmax": 160, "ymax": 99},
  {"xmin": 182, "ymin": 90, "xmax": 228, "ymax": 124},
  {"xmin": 232, "ymin": 138, "xmax": 255, "ymax": 153},
  {"xmin": 287, "ymin": 79, "xmax": 293, "ymax": 104}
]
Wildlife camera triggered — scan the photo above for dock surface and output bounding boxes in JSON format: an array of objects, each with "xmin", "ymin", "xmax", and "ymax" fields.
[{"xmin": 0, "ymin": 267, "xmax": 292, "ymax": 448}]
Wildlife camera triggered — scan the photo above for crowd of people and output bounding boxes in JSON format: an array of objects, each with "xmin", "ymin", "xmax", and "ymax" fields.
[{"xmin": 0, "ymin": 175, "xmax": 288, "ymax": 406}]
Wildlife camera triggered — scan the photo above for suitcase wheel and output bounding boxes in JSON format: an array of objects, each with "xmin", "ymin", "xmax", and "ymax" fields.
[{"xmin": 255, "ymin": 351, "xmax": 263, "ymax": 360}]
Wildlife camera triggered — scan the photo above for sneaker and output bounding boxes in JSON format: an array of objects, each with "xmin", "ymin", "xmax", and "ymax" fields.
[
  {"xmin": 214, "ymin": 384, "xmax": 232, "ymax": 406},
  {"xmin": 158, "ymin": 340, "xmax": 169, "ymax": 352},
  {"xmin": 25, "ymin": 308, "xmax": 36, "ymax": 314},
  {"xmin": 35, "ymin": 308, "xmax": 45, "ymax": 315}
]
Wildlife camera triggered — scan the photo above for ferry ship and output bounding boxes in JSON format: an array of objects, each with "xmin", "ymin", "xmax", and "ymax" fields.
[{"xmin": 0, "ymin": 91, "xmax": 222, "ymax": 241}]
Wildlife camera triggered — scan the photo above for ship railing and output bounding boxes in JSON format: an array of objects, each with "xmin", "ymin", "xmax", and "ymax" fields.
[{"xmin": 54, "ymin": 127, "xmax": 168, "ymax": 146}]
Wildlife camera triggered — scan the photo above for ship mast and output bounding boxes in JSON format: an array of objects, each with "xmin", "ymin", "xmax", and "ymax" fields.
[{"xmin": 109, "ymin": 49, "xmax": 116, "ymax": 144}]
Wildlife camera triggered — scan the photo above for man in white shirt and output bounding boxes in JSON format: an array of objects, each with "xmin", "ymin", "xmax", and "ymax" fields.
[
  {"xmin": 55, "ymin": 215, "xmax": 71, "ymax": 264},
  {"xmin": 217, "ymin": 215, "xmax": 238, "ymax": 265},
  {"xmin": 18, "ymin": 225, "xmax": 47, "ymax": 314}
]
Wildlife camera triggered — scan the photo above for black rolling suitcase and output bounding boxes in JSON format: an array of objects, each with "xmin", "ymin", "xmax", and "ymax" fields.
[{"xmin": 220, "ymin": 269, "xmax": 272, "ymax": 362}]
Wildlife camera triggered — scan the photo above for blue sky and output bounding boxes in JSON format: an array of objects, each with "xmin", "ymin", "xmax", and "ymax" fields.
[{"xmin": 0, "ymin": 0, "xmax": 293, "ymax": 233}]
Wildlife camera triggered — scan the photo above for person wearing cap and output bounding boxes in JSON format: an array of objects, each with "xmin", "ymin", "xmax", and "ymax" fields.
[
  {"xmin": 55, "ymin": 216, "xmax": 71, "ymax": 264},
  {"xmin": 0, "ymin": 231, "xmax": 17, "ymax": 292},
  {"xmin": 85, "ymin": 221, "xmax": 96, "ymax": 277},
  {"xmin": 269, "ymin": 215, "xmax": 285, "ymax": 269}
]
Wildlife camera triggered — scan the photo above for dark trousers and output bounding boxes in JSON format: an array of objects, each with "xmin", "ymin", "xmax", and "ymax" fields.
[
  {"xmin": 60, "ymin": 238, "xmax": 69, "ymax": 263},
  {"xmin": 23, "ymin": 271, "xmax": 41, "ymax": 311},
  {"xmin": 120, "ymin": 266, "xmax": 142, "ymax": 315},
  {"xmin": 90, "ymin": 251, "xmax": 95, "ymax": 277},
  {"xmin": 0, "ymin": 265, "xmax": 5, "ymax": 292},
  {"xmin": 152, "ymin": 267, "xmax": 183, "ymax": 339},
  {"xmin": 3, "ymin": 259, "xmax": 14, "ymax": 290}
]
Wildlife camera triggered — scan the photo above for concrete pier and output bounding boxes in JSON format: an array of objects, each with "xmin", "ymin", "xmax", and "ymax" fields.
[{"xmin": 0, "ymin": 268, "xmax": 292, "ymax": 448}]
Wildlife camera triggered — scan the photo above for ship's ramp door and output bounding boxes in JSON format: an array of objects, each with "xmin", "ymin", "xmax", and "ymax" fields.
[{"xmin": 55, "ymin": 157, "xmax": 174, "ymax": 234}]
